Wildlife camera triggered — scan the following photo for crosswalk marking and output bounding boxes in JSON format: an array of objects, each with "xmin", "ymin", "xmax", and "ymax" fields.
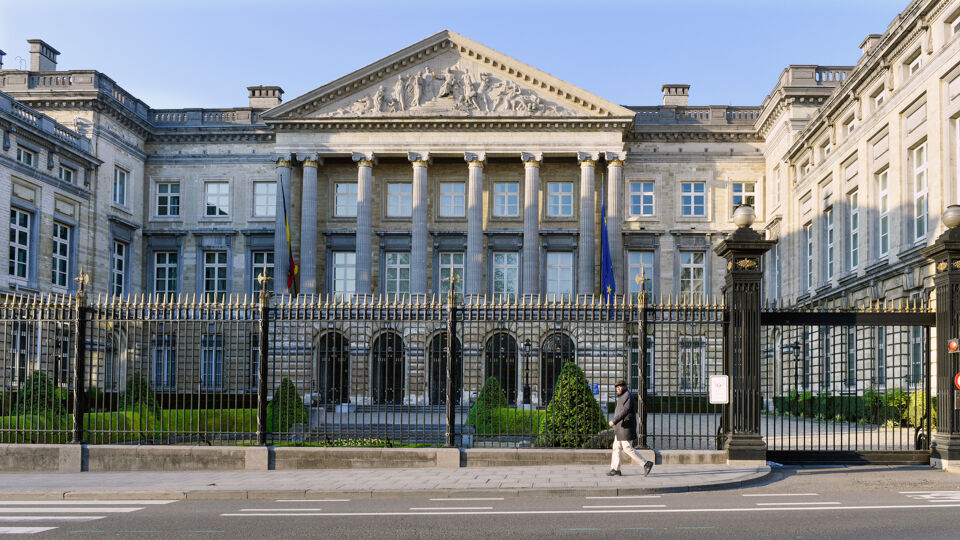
[{"xmin": 0, "ymin": 499, "xmax": 174, "ymax": 535}]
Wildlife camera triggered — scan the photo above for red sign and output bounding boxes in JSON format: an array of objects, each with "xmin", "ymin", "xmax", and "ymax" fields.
[{"xmin": 955, "ymin": 372, "xmax": 960, "ymax": 391}]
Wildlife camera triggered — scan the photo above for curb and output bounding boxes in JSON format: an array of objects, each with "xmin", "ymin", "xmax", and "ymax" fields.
[{"xmin": 0, "ymin": 467, "xmax": 772, "ymax": 500}]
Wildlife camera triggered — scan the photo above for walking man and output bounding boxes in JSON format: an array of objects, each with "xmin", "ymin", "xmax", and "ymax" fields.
[{"xmin": 607, "ymin": 379, "xmax": 653, "ymax": 477}]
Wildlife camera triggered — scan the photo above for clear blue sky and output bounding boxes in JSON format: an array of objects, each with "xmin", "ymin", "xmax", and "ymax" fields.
[{"xmin": 1, "ymin": 0, "xmax": 908, "ymax": 110}]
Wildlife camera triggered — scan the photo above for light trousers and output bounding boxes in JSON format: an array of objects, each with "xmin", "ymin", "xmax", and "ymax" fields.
[{"xmin": 611, "ymin": 436, "xmax": 647, "ymax": 470}]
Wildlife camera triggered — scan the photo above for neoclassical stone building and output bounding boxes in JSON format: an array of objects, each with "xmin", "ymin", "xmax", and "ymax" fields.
[{"xmin": 0, "ymin": 0, "xmax": 957, "ymax": 312}]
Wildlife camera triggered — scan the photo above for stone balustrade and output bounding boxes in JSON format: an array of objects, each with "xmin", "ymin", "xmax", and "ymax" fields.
[
  {"xmin": 630, "ymin": 105, "xmax": 761, "ymax": 125},
  {"xmin": 0, "ymin": 90, "xmax": 90, "ymax": 153}
]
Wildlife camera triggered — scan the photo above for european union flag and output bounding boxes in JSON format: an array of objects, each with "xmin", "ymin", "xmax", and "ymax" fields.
[{"xmin": 600, "ymin": 188, "xmax": 616, "ymax": 304}]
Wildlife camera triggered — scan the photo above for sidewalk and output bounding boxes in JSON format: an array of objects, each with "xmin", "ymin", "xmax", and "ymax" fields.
[{"xmin": 0, "ymin": 463, "xmax": 770, "ymax": 500}]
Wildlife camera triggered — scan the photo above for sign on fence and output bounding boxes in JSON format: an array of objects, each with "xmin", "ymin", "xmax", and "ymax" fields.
[
  {"xmin": 591, "ymin": 382, "xmax": 600, "ymax": 396},
  {"xmin": 709, "ymin": 375, "xmax": 729, "ymax": 405}
]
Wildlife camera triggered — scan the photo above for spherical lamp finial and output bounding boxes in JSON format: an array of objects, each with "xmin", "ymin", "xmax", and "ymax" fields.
[
  {"xmin": 732, "ymin": 205, "xmax": 756, "ymax": 228},
  {"xmin": 944, "ymin": 205, "xmax": 960, "ymax": 229}
]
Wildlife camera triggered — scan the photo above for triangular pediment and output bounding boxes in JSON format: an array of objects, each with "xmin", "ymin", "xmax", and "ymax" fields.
[{"xmin": 263, "ymin": 31, "xmax": 635, "ymax": 122}]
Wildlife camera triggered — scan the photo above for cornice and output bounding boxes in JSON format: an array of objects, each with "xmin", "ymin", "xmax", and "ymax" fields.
[
  {"xmin": 0, "ymin": 153, "xmax": 92, "ymax": 200},
  {"xmin": 94, "ymin": 126, "xmax": 147, "ymax": 161},
  {"xmin": 146, "ymin": 153, "xmax": 276, "ymax": 165},
  {"xmin": 268, "ymin": 117, "xmax": 634, "ymax": 132},
  {"xmin": 149, "ymin": 131, "xmax": 275, "ymax": 144},
  {"xmin": 627, "ymin": 128, "xmax": 762, "ymax": 143}
]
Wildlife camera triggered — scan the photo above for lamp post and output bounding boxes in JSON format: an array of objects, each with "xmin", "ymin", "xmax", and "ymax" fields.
[
  {"xmin": 522, "ymin": 339, "xmax": 532, "ymax": 406},
  {"xmin": 781, "ymin": 341, "xmax": 801, "ymax": 414}
]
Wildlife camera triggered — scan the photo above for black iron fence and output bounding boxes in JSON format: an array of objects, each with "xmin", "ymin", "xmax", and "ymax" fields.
[{"xmin": 0, "ymin": 287, "xmax": 937, "ymax": 457}]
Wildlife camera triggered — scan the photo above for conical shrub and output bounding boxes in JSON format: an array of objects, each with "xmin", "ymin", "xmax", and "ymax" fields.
[{"xmin": 540, "ymin": 362, "xmax": 606, "ymax": 447}]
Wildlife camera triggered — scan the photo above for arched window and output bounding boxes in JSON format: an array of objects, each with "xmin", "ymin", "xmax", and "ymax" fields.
[
  {"xmin": 428, "ymin": 333, "xmax": 462, "ymax": 405},
  {"xmin": 540, "ymin": 333, "xmax": 575, "ymax": 406},
  {"xmin": 484, "ymin": 332, "xmax": 518, "ymax": 405},
  {"xmin": 372, "ymin": 331, "xmax": 404, "ymax": 405},
  {"xmin": 316, "ymin": 332, "xmax": 350, "ymax": 404}
]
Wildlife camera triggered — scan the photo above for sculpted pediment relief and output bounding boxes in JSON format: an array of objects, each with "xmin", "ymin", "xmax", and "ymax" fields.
[
  {"xmin": 265, "ymin": 31, "xmax": 636, "ymax": 123},
  {"xmin": 312, "ymin": 55, "xmax": 574, "ymax": 118}
]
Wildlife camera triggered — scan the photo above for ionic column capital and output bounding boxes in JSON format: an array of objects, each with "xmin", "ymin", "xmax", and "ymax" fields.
[
  {"xmin": 604, "ymin": 151, "xmax": 625, "ymax": 164},
  {"xmin": 577, "ymin": 151, "xmax": 600, "ymax": 164},
  {"xmin": 464, "ymin": 151, "xmax": 487, "ymax": 166},
  {"xmin": 521, "ymin": 151, "xmax": 543, "ymax": 166},
  {"xmin": 299, "ymin": 152, "xmax": 322, "ymax": 168},
  {"xmin": 274, "ymin": 153, "xmax": 295, "ymax": 167},
  {"xmin": 408, "ymin": 151, "xmax": 431, "ymax": 167},
  {"xmin": 352, "ymin": 152, "xmax": 376, "ymax": 167}
]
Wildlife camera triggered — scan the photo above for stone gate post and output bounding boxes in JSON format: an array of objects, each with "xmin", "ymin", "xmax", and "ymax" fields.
[{"xmin": 714, "ymin": 206, "xmax": 775, "ymax": 463}]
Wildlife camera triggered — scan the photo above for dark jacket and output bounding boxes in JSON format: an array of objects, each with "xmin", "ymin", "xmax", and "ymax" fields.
[{"xmin": 612, "ymin": 389, "xmax": 638, "ymax": 441}]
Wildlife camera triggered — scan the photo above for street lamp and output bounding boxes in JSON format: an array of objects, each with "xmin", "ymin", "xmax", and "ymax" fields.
[{"xmin": 522, "ymin": 339, "xmax": 532, "ymax": 405}]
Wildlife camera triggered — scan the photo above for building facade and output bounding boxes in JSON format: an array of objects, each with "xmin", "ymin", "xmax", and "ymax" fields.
[{"xmin": 0, "ymin": 1, "xmax": 956, "ymax": 400}]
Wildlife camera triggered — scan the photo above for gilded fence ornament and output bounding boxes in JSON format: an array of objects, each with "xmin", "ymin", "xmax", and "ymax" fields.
[
  {"xmin": 953, "ymin": 260, "xmax": 960, "ymax": 270},
  {"xmin": 735, "ymin": 258, "xmax": 758, "ymax": 270},
  {"xmin": 938, "ymin": 262, "xmax": 948, "ymax": 272}
]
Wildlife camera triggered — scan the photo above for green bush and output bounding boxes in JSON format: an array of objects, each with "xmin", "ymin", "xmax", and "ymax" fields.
[
  {"xmin": 906, "ymin": 391, "xmax": 936, "ymax": 428},
  {"xmin": 266, "ymin": 378, "xmax": 308, "ymax": 433},
  {"xmin": 774, "ymin": 388, "xmax": 934, "ymax": 428},
  {"xmin": 16, "ymin": 371, "xmax": 64, "ymax": 414},
  {"xmin": 467, "ymin": 377, "xmax": 509, "ymax": 433},
  {"xmin": 538, "ymin": 362, "xmax": 606, "ymax": 447},
  {"xmin": 120, "ymin": 372, "xmax": 160, "ymax": 414},
  {"xmin": 469, "ymin": 407, "xmax": 545, "ymax": 435}
]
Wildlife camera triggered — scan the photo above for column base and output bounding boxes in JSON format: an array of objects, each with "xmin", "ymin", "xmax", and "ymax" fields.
[
  {"xmin": 931, "ymin": 434, "xmax": 960, "ymax": 470},
  {"xmin": 725, "ymin": 433, "xmax": 766, "ymax": 464}
]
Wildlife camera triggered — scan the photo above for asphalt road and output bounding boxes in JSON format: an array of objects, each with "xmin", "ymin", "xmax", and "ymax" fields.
[{"xmin": 6, "ymin": 465, "xmax": 960, "ymax": 539}]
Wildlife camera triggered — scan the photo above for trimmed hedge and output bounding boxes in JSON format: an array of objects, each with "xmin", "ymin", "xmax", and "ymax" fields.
[
  {"xmin": 773, "ymin": 389, "xmax": 936, "ymax": 427},
  {"xmin": 266, "ymin": 378, "xmax": 308, "ymax": 433},
  {"xmin": 467, "ymin": 377, "xmax": 510, "ymax": 433},
  {"xmin": 538, "ymin": 362, "xmax": 607, "ymax": 447},
  {"xmin": 469, "ymin": 407, "xmax": 545, "ymax": 435}
]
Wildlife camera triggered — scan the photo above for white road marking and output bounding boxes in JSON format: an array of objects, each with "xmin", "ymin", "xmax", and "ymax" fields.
[
  {"xmin": 0, "ymin": 517, "xmax": 103, "ymax": 522},
  {"xmin": 220, "ymin": 502, "xmax": 960, "ymax": 517},
  {"xmin": 408, "ymin": 507, "xmax": 493, "ymax": 511},
  {"xmin": 0, "ymin": 527, "xmax": 57, "ymax": 534},
  {"xmin": 240, "ymin": 508, "xmax": 322, "ymax": 512},
  {"xmin": 755, "ymin": 502, "xmax": 841, "ymax": 506},
  {"xmin": 742, "ymin": 493, "xmax": 819, "ymax": 497},
  {"xmin": 0, "ymin": 507, "xmax": 143, "ymax": 513},
  {"xmin": 582, "ymin": 505, "xmax": 666, "ymax": 509},
  {"xmin": 899, "ymin": 491, "xmax": 960, "ymax": 494},
  {"xmin": 0, "ymin": 500, "xmax": 176, "ymax": 506},
  {"xmin": 276, "ymin": 499, "xmax": 349, "ymax": 502},
  {"xmin": 585, "ymin": 495, "xmax": 661, "ymax": 499},
  {"xmin": 429, "ymin": 498, "xmax": 504, "ymax": 501}
]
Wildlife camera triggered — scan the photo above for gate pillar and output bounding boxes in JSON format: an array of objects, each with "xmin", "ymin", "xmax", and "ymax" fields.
[
  {"xmin": 715, "ymin": 206, "xmax": 775, "ymax": 463},
  {"xmin": 923, "ymin": 206, "xmax": 960, "ymax": 469}
]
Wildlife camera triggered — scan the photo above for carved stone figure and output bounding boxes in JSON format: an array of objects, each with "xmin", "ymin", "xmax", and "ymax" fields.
[
  {"xmin": 462, "ymin": 73, "xmax": 481, "ymax": 111},
  {"xmin": 408, "ymin": 72, "xmax": 423, "ymax": 107},
  {"xmin": 392, "ymin": 75, "xmax": 406, "ymax": 112},
  {"xmin": 476, "ymin": 73, "xmax": 493, "ymax": 111},
  {"xmin": 437, "ymin": 68, "xmax": 458, "ymax": 99},
  {"xmin": 373, "ymin": 85, "xmax": 386, "ymax": 112}
]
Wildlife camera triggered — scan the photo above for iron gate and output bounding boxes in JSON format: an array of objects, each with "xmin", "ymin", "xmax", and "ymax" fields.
[{"xmin": 760, "ymin": 308, "xmax": 934, "ymax": 463}]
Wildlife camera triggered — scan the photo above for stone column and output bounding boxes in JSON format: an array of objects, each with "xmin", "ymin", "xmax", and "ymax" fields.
[
  {"xmin": 299, "ymin": 154, "xmax": 321, "ymax": 295},
  {"xmin": 577, "ymin": 152, "xmax": 599, "ymax": 295},
  {"xmin": 353, "ymin": 152, "xmax": 375, "ymax": 295},
  {"xmin": 273, "ymin": 155, "xmax": 293, "ymax": 295},
  {"xmin": 521, "ymin": 152, "xmax": 542, "ymax": 296},
  {"xmin": 715, "ymin": 207, "xmax": 775, "ymax": 463},
  {"xmin": 409, "ymin": 152, "xmax": 430, "ymax": 295},
  {"xmin": 923, "ymin": 206, "xmax": 960, "ymax": 469},
  {"xmin": 465, "ymin": 152, "xmax": 486, "ymax": 296},
  {"xmin": 605, "ymin": 152, "xmax": 624, "ymax": 290}
]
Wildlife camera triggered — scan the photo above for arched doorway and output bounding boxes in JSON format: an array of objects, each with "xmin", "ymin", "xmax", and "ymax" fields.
[
  {"xmin": 372, "ymin": 331, "xmax": 404, "ymax": 404},
  {"xmin": 316, "ymin": 332, "xmax": 350, "ymax": 404},
  {"xmin": 484, "ymin": 332, "xmax": 518, "ymax": 405},
  {"xmin": 428, "ymin": 333, "xmax": 462, "ymax": 405},
  {"xmin": 540, "ymin": 333, "xmax": 575, "ymax": 406}
]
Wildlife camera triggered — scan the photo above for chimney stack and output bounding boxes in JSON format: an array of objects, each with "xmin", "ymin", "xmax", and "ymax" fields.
[
  {"xmin": 662, "ymin": 84, "xmax": 690, "ymax": 106},
  {"xmin": 0, "ymin": 50, "xmax": 5, "ymax": 70},
  {"xmin": 27, "ymin": 39, "xmax": 59, "ymax": 71},
  {"xmin": 248, "ymin": 86, "xmax": 284, "ymax": 109},
  {"xmin": 859, "ymin": 34, "xmax": 883, "ymax": 57}
]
